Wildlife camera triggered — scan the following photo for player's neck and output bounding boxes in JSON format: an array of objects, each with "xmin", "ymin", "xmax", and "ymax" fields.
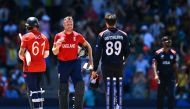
[
  {"xmin": 64, "ymin": 30, "xmax": 73, "ymax": 35},
  {"xmin": 163, "ymin": 47, "xmax": 170, "ymax": 52},
  {"xmin": 107, "ymin": 25, "xmax": 116, "ymax": 29},
  {"xmin": 30, "ymin": 29, "xmax": 40, "ymax": 35},
  {"xmin": 106, "ymin": 22, "xmax": 116, "ymax": 28}
]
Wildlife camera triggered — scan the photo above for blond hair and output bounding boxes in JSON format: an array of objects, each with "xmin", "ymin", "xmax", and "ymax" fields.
[{"xmin": 64, "ymin": 16, "xmax": 73, "ymax": 21}]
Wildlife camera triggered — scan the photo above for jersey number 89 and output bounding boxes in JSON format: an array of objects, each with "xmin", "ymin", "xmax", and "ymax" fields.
[{"xmin": 106, "ymin": 41, "xmax": 121, "ymax": 56}]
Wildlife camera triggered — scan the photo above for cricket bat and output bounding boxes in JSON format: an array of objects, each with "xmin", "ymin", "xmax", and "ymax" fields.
[{"xmin": 19, "ymin": 33, "xmax": 31, "ymax": 66}]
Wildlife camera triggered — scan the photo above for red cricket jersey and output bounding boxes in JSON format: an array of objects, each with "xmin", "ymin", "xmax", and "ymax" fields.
[
  {"xmin": 53, "ymin": 31, "xmax": 85, "ymax": 61},
  {"xmin": 20, "ymin": 30, "xmax": 49, "ymax": 72}
]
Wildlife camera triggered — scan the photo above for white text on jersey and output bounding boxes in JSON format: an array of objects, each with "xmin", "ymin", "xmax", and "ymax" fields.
[
  {"xmin": 104, "ymin": 35, "xmax": 123, "ymax": 41},
  {"xmin": 62, "ymin": 44, "xmax": 75, "ymax": 48}
]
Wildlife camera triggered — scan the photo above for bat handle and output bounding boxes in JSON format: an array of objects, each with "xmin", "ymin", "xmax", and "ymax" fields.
[{"xmin": 19, "ymin": 33, "xmax": 22, "ymax": 40}]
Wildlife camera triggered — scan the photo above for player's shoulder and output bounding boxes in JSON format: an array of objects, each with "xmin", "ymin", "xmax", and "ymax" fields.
[
  {"xmin": 41, "ymin": 33, "xmax": 48, "ymax": 40},
  {"xmin": 56, "ymin": 31, "xmax": 64, "ymax": 36},
  {"xmin": 170, "ymin": 49, "xmax": 176, "ymax": 54},
  {"xmin": 99, "ymin": 29, "xmax": 107, "ymax": 37},
  {"xmin": 118, "ymin": 30, "xmax": 127, "ymax": 36},
  {"xmin": 73, "ymin": 31, "xmax": 83, "ymax": 37},
  {"xmin": 54, "ymin": 31, "xmax": 64, "ymax": 40},
  {"xmin": 155, "ymin": 48, "xmax": 163, "ymax": 54},
  {"xmin": 22, "ymin": 33, "xmax": 34, "ymax": 40}
]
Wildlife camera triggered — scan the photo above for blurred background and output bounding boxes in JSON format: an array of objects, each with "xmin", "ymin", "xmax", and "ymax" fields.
[{"xmin": 0, "ymin": 0, "xmax": 190, "ymax": 108}]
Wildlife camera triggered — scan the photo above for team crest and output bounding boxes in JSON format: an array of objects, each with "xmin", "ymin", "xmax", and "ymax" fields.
[
  {"xmin": 73, "ymin": 36, "xmax": 76, "ymax": 41},
  {"xmin": 170, "ymin": 55, "xmax": 173, "ymax": 59}
]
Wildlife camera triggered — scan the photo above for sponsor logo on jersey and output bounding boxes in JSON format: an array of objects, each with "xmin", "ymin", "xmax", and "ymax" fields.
[{"xmin": 73, "ymin": 36, "xmax": 76, "ymax": 41}]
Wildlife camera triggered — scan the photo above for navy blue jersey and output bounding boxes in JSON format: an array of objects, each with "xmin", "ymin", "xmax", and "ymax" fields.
[
  {"xmin": 93, "ymin": 28, "xmax": 130, "ymax": 71},
  {"xmin": 153, "ymin": 48, "xmax": 177, "ymax": 80}
]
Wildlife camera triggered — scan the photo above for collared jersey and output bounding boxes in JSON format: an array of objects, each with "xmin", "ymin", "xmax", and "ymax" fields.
[
  {"xmin": 53, "ymin": 31, "xmax": 85, "ymax": 61},
  {"xmin": 153, "ymin": 48, "xmax": 177, "ymax": 80},
  {"xmin": 20, "ymin": 30, "xmax": 49, "ymax": 72}
]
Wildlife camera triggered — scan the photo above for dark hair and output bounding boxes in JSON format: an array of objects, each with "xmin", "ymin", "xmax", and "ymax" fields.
[
  {"xmin": 104, "ymin": 13, "xmax": 117, "ymax": 26},
  {"xmin": 26, "ymin": 27, "xmax": 34, "ymax": 30},
  {"xmin": 161, "ymin": 36, "xmax": 170, "ymax": 42}
]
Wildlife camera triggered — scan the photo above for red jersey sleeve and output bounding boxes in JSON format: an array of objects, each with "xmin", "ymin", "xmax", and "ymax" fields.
[
  {"xmin": 53, "ymin": 34, "xmax": 59, "ymax": 45},
  {"xmin": 77, "ymin": 34, "xmax": 85, "ymax": 44},
  {"xmin": 20, "ymin": 35, "xmax": 28, "ymax": 48},
  {"xmin": 45, "ymin": 38, "xmax": 49, "ymax": 50}
]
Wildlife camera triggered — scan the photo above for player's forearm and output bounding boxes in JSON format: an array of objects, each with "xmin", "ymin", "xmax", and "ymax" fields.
[
  {"xmin": 87, "ymin": 43, "xmax": 93, "ymax": 65},
  {"xmin": 44, "ymin": 50, "xmax": 49, "ymax": 58},
  {"xmin": 19, "ymin": 53, "xmax": 24, "ymax": 61},
  {"xmin": 83, "ymin": 41, "xmax": 93, "ymax": 65},
  {"xmin": 93, "ymin": 46, "xmax": 102, "ymax": 71},
  {"xmin": 152, "ymin": 61, "xmax": 158, "ymax": 75},
  {"xmin": 93, "ymin": 51, "xmax": 102, "ymax": 71},
  {"xmin": 18, "ymin": 48, "xmax": 25, "ymax": 61}
]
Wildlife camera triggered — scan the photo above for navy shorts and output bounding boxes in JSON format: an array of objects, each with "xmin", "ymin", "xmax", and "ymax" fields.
[{"xmin": 58, "ymin": 59, "xmax": 83, "ymax": 85}]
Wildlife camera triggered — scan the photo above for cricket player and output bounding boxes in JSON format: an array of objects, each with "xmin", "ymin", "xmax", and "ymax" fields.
[
  {"xmin": 152, "ymin": 36, "xmax": 178, "ymax": 109},
  {"xmin": 91, "ymin": 13, "xmax": 131, "ymax": 109},
  {"xmin": 52, "ymin": 16, "xmax": 93, "ymax": 109},
  {"xmin": 19, "ymin": 17, "xmax": 49, "ymax": 109}
]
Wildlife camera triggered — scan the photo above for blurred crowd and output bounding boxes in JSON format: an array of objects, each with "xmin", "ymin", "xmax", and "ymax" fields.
[{"xmin": 0, "ymin": 0, "xmax": 190, "ymax": 106}]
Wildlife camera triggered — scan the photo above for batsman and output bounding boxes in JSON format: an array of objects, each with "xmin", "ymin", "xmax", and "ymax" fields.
[{"xmin": 19, "ymin": 17, "xmax": 50, "ymax": 109}]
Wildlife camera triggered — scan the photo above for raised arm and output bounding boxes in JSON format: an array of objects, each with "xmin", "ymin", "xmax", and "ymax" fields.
[{"xmin": 52, "ymin": 37, "xmax": 64, "ymax": 55}]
